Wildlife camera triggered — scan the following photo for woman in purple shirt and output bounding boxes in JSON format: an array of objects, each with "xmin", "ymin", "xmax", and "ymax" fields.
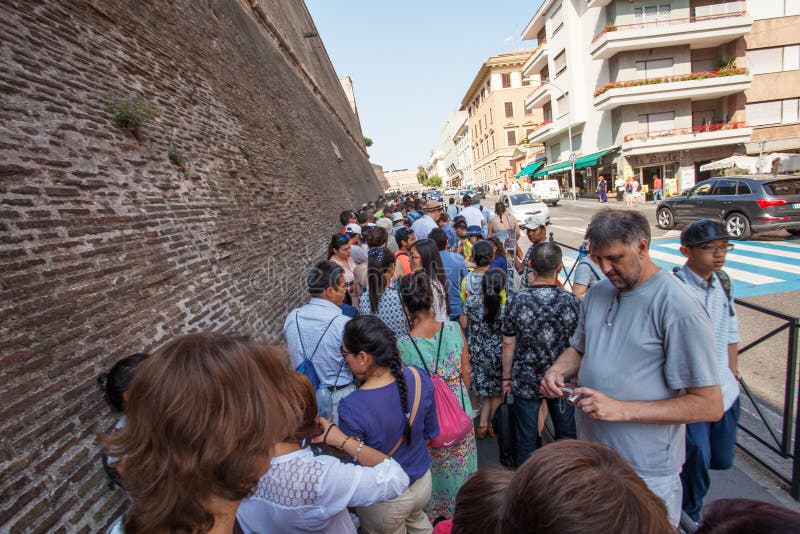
[{"xmin": 338, "ymin": 315, "xmax": 439, "ymax": 534}]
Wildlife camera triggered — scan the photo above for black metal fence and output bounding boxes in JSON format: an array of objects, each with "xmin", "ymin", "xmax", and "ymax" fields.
[{"xmin": 549, "ymin": 236, "xmax": 800, "ymax": 502}]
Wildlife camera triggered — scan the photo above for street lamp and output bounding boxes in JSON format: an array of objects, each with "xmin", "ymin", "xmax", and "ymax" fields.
[{"xmin": 526, "ymin": 77, "xmax": 576, "ymax": 201}]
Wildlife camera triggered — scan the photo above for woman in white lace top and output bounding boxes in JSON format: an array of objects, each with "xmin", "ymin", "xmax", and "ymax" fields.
[{"xmin": 236, "ymin": 371, "xmax": 410, "ymax": 534}]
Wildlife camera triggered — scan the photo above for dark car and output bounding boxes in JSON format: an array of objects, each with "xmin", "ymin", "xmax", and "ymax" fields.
[
  {"xmin": 656, "ymin": 175, "xmax": 800, "ymax": 239},
  {"xmin": 427, "ymin": 190, "xmax": 443, "ymax": 202}
]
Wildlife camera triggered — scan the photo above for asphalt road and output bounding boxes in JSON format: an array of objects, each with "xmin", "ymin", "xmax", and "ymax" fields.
[{"xmin": 479, "ymin": 194, "xmax": 800, "ymax": 412}]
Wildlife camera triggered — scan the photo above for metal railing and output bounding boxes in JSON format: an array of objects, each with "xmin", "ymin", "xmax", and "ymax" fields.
[
  {"xmin": 592, "ymin": 10, "xmax": 748, "ymax": 43},
  {"xmin": 623, "ymin": 121, "xmax": 748, "ymax": 143},
  {"xmin": 548, "ymin": 236, "xmax": 800, "ymax": 503}
]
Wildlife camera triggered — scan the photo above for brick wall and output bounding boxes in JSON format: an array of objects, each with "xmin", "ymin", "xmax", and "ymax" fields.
[{"xmin": 0, "ymin": 1, "xmax": 380, "ymax": 531}]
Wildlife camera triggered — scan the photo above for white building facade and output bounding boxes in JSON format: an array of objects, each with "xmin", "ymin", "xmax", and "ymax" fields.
[
  {"xmin": 441, "ymin": 110, "xmax": 474, "ymax": 188},
  {"xmin": 521, "ymin": 0, "xmax": 766, "ymax": 197}
]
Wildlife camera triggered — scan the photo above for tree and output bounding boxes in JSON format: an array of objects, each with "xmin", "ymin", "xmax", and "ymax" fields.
[
  {"xmin": 424, "ymin": 175, "xmax": 442, "ymax": 187},
  {"xmin": 417, "ymin": 165, "xmax": 428, "ymax": 184},
  {"xmin": 363, "ymin": 136, "xmax": 373, "ymax": 147}
]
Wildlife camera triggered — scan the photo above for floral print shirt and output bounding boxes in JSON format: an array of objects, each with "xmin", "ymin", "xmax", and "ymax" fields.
[{"xmin": 501, "ymin": 286, "xmax": 580, "ymax": 399}]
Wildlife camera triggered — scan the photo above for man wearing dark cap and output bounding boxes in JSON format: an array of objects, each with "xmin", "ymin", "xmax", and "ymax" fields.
[{"xmin": 675, "ymin": 219, "xmax": 740, "ymax": 522}]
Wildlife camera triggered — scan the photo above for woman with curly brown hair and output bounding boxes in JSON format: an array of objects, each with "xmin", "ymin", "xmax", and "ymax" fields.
[
  {"xmin": 102, "ymin": 333, "xmax": 301, "ymax": 534},
  {"xmin": 237, "ymin": 371, "xmax": 410, "ymax": 533}
]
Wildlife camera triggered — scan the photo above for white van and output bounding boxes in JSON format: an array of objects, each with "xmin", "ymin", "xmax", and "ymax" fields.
[{"xmin": 529, "ymin": 179, "xmax": 561, "ymax": 206}]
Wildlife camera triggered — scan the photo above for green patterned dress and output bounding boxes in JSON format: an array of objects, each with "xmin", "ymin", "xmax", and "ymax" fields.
[{"xmin": 397, "ymin": 321, "xmax": 478, "ymax": 521}]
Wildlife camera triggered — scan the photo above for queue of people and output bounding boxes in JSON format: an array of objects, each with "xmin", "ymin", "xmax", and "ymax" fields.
[{"xmin": 95, "ymin": 191, "xmax": 799, "ymax": 533}]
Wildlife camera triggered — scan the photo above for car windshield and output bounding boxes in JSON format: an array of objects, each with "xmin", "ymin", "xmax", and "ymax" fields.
[
  {"xmin": 510, "ymin": 193, "xmax": 536, "ymax": 205},
  {"xmin": 764, "ymin": 180, "xmax": 800, "ymax": 196},
  {"xmin": 430, "ymin": 190, "xmax": 442, "ymax": 196}
]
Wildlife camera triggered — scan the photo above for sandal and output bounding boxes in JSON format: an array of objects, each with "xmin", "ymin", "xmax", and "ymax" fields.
[
  {"xmin": 476, "ymin": 425, "xmax": 488, "ymax": 439},
  {"xmin": 486, "ymin": 426, "xmax": 496, "ymax": 438}
]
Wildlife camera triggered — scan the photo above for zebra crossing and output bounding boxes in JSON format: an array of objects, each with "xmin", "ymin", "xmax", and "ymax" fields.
[{"xmin": 557, "ymin": 238, "xmax": 800, "ymax": 298}]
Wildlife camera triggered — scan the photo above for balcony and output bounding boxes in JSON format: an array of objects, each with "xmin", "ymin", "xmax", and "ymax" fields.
[
  {"xmin": 524, "ymin": 83, "xmax": 551, "ymax": 110},
  {"xmin": 593, "ymin": 69, "xmax": 751, "ymax": 111},
  {"xmin": 591, "ymin": 11, "xmax": 752, "ymax": 60},
  {"xmin": 522, "ymin": 42, "xmax": 549, "ymax": 77},
  {"xmin": 526, "ymin": 119, "xmax": 553, "ymax": 144},
  {"xmin": 622, "ymin": 122, "xmax": 752, "ymax": 155},
  {"xmin": 587, "ymin": 0, "xmax": 613, "ymax": 7}
]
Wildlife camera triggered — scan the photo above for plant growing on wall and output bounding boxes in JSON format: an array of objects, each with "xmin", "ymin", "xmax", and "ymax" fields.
[
  {"xmin": 363, "ymin": 136, "xmax": 373, "ymax": 147},
  {"xmin": 107, "ymin": 98, "xmax": 154, "ymax": 137}
]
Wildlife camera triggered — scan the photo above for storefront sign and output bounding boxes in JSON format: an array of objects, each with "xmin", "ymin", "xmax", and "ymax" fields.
[
  {"xmin": 628, "ymin": 152, "xmax": 680, "ymax": 166},
  {"xmin": 665, "ymin": 178, "xmax": 679, "ymax": 197},
  {"xmin": 680, "ymin": 167, "xmax": 695, "ymax": 190}
]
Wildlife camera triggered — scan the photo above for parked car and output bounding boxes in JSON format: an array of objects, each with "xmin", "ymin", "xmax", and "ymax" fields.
[
  {"xmin": 499, "ymin": 192, "xmax": 550, "ymax": 226},
  {"xmin": 427, "ymin": 190, "xmax": 443, "ymax": 202},
  {"xmin": 529, "ymin": 179, "xmax": 561, "ymax": 206},
  {"xmin": 655, "ymin": 175, "xmax": 800, "ymax": 239}
]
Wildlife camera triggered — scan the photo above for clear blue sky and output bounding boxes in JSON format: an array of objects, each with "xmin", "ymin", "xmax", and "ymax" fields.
[{"xmin": 306, "ymin": 0, "xmax": 543, "ymax": 172}]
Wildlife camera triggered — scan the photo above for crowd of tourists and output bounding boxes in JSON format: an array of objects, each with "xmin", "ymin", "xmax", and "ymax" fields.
[{"xmin": 97, "ymin": 191, "xmax": 800, "ymax": 533}]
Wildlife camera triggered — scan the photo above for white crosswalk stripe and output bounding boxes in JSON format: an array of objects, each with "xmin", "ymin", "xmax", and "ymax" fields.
[
  {"xmin": 647, "ymin": 249, "xmax": 783, "ymax": 285},
  {"xmin": 660, "ymin": 242, "xmax": 800, "ymax": 264}
]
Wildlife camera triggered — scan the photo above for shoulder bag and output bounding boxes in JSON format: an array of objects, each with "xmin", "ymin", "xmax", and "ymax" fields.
[{"xmin": 387, "ymin": 366, "xmax": 422, "ymax": 456}]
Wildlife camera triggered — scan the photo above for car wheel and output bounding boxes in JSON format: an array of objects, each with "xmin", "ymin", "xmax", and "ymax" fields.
[
  {"xmin": 725, "ymin": 212, "xmax": 751, "ymax": 240},
  {"xmin": 656, "ymin": 207, "xmax": 674, "ymax": 229},
  {"xmin": 788, "ymin": 229, "xmax": 800, "ymax": 237},
  {"xmin": 550, "ymin": 201, "xmax": 558, "ymax": 207}
]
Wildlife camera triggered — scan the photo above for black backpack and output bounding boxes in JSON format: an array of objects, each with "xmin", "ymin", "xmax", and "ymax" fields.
[{"xmin": 673, "ymin": 267, "xmax": 734, "ymax": 317}]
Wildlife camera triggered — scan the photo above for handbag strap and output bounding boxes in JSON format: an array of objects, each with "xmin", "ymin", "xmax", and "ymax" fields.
[
  {"xmin": 387, "ymin": 366, "xmax": 422, "ymax": 457},
  {"xmin": 406, "ymin": 323, "xmax": 444, "ymax": 376}
]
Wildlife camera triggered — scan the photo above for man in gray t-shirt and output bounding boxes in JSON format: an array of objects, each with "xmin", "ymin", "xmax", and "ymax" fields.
[{"xmin": 541, "ymin": 210, "xmax": 722, "ymax": 527}]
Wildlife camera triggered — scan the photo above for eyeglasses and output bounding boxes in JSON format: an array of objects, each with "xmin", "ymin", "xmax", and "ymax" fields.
[
  {"xmin": 604, "ymin": 291, "xmax": 620, "ymax": 327},
  {"xmin": 695, "ymin": 243, "xmax": 734, "ymax": 254},
  {"xmin": 341, "ymin": 348, "xmax": 354, "ymax": 358}
]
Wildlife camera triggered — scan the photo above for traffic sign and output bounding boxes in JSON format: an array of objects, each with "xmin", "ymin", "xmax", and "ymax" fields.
[{"xmin": 569, "ymin": 153, "xmax": 578, "ymax": 163}]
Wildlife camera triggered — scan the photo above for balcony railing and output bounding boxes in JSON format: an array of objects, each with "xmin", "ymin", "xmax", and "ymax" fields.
[
  {"xmin": 529, "ymin": 118, "xmax": 553, "ymax": 134},
  {"xmin": 525, "ymin": 82, "xmax": 549, "ymax": 100},
  {"xmin": 592, "ymin": 10, "xmax": 748, "ymax": 43},
  {"xmin": 594, "ymin": 68, "xmax": 748, "ymax": 97},
  {"xmin": 623, "ymin": 121, "xmax": 747, "ymax": 142}
]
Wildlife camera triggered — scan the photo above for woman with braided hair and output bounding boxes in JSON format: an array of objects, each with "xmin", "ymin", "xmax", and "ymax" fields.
[
  {"xmin": 358, "ymin": 247, "xmax": 409, "ymax": 337},
  {"xmin": 338, "ymin": 315, "xmax": 439, "ymax": 534},
  {"xmin": 398, "ymin": 272, "xmax": 477, "ymax": 523}
]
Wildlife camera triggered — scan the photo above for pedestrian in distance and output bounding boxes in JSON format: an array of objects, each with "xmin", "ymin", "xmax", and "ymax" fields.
[
  {"xmin": 571, "ymin": 240, "xmax": 606, "ymax": 301},
  {"xmin": 487, "ymin": 201, "xmax": 519, "ymax": 250},
  {"xmin": 540, "ymin": 209, "xmax": 723, "ymax": 526},
  {"xmin": 394, "ymin": 228, "xmax": 416, "ymax": 276},
  {"xmin": 412, "ymin": 200, "xmax": 443, "ymax": 240},
  {"xmin": 514, "ymin": 213, "xmax": 549, "ymax": 289},
  {"xmin": 653, "ymin": 175, "xmax": 664, "ymax": 203},
  {"xmin": 596, "ymin": 176, "xmax": 608, "ymax": 203},
  {"xmin": 460, "ymin": 195, "xmax": 485, "ymax": 230},
  {"xmin": 675, "ymin": 219, "xmax": 741, "ymax": 522},
  {"xmin": 410, "ymin": 238, "xmax": 451, "ymax": 323},
  {"xmin": 328, "ymin": 233, "xmax": 359, "ymax": 305},
  {"xmin": 446, "ymin": 197, "xmax": 460, "ymax": 220},
  {"xmin": 429, "ymin": 228, "xmax": 468, "ymax": 323},
  {"xmin": 359, "ymin": 247, "xmax": 409, "ymax": 338},
  {"xmin": 437, "ymin": 212, "xmax": 459, "ymax": 251},
  {"xmin": 501, "ymin": 242, "xmax": 579, "ymax": 464}
]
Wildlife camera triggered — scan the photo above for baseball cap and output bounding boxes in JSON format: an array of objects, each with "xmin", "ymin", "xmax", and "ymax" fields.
[
  {"xmin": 345, "ymin": 223, "xmax": 362, "ymax": 235},
  {"xmin": 465, "ymin": 225, "xmax": 483, "ymax": 237},
  {"xmin": 520, "ymin": 213, "xmax": 549, "ymax": 229}
]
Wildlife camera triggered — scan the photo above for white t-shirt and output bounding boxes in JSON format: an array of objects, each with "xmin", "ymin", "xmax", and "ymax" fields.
[
  {"xmin": 461, "ymin": 205, "xmax": 485, "ymax": 228},
  {"xmin": 237, "ymin": 448, "xmax": 409, "ymax": 534}
]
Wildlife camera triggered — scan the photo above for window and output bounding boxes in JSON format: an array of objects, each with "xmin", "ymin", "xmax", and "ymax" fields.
[
  {"xmin": 695, "ymin": 1, "xmax": 745, "ymax": 17},
  {"xmin": 522, "ymin": 76, "xmax": 530, "ymax": 87},
  {"xmin": 554, "ymin": 50, "xmax": 567, "ymax": 77},
  {"xmin": 551, "ymin": 142, "xmax": 562, "ymax": 162},
  {"xmin": 502, "ymin": 73, "xmax": 511, "ymax": 88},
  {"xmin": 556, "ymin": 93, "xmax": 570, "ymax": 118},
  {"xmin": 748, "ymin": 45, "xmax": 800, "ymax": 74},
  {"xmin": 635, "ymin": 58, "xmax": 674, "ymax": 78},
  {"xmin": 635, "ymin": 4, "xmax": 671, "ymax": 24},
  {"xmin": 504, "ymin": 102, "xmax": 514, "ymax": 118},
  {"xmin": 638, "ymin": 111, "xmax": 675, "ymax": 134},
  {"xmin": 543, "ymin": 102, "xmax": 553, "ymax": 121},
  {"xmin": 525, "ymin": 104, "xmax": 533, "ymax": 116},
  {"xmin": 746, "ymin": 99, "xmax": 798, "ymax": 126},
  {"xmin": 571, "ymin": 133, "xmax": 582, "ymax": 151},
  {"xmin": 491, "ymin": 136, "xmax": 495, "ymax": 151},
  {"xmin": 489, "ymin": 108, "xmax": 493, "ymax": 125},
  {"xmin": 736, "ymin": 182, "xmax": 752, "ymax": 195},
  {"xmin": 550, "ymin": 5, "xmax": 564, "ymax": 37},
  {"xmin": 713, "ymin": 180, "xmax": 737, "ymax": 196},
  {"xmin": 507, "ymin": 130, "xmax": 517, "ymax": 146},
  {"xmin": 691, "ymin": 182, "xmax": 714, "ymax": 196}
]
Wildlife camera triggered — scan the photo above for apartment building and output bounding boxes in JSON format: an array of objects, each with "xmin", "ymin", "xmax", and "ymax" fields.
[
  {"xmin": 744, "ymin": 2, "xmax": 800, "ymax": 157},
  {"xmin": 440, "ymin": 110, "xmax": 474, "ymax": 188},
  {"xmin": 460, "ymin": 51, "xmax": 544, "ymax": 186},
  {"xmin": 426, "ymin": 149, "xmax": 448, "ymax": 183},
  {"xmin": 521, "ymin": 0, "xmax": 767, "ymax": 197}
]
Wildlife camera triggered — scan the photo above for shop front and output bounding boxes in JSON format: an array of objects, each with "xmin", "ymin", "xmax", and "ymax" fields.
[{"xmin": 623, "ymin": 152, "xmax": 681, "ymax": 200}]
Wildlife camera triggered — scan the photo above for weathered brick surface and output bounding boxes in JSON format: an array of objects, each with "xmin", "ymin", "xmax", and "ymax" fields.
[{"xmin": 0, "ymin": 1, "xmax": 380, "ymax": 531}]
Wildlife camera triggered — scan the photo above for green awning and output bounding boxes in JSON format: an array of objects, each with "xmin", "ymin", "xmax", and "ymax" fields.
[
  {"xmin": 532, "ymin": 167, "xmax": 548, "ymax": 178},
  {"xmin": 516, "ymin": 161, "xmax": 544, "ymax": 178},
  {"xmin": 546, "ymin": 160, "xmax": 572, "ymax": 175},
  {"xmin": 574, "ymin": 148, "xmax": 614, "ymax": 170}
]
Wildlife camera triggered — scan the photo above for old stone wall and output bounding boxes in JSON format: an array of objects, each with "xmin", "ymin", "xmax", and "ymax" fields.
[{"xmin": 0, "ymin": 1, "xmax": 380, "ymax": 531}]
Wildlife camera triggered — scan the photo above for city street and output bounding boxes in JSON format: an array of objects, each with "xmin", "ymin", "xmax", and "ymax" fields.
[{"xmin": 478, "ymin": 194, "xmax": 800, "ymax": 411}]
